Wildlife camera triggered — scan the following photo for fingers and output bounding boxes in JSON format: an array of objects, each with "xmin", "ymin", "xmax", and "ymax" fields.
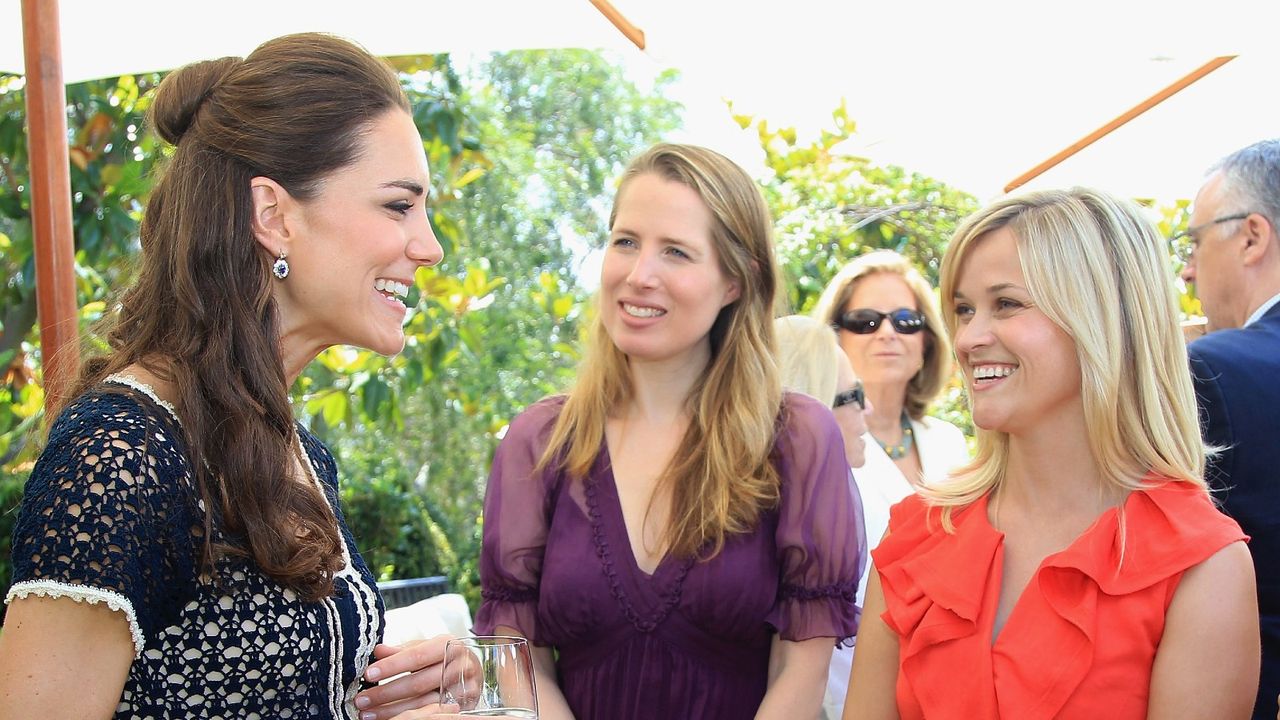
[
  {"xmin": 364, "ymin": 636, "xmax": 450, "ymax": 683},
  {"xmin": 379, "ymin": 701, "xmax": 460, "ymax": 720},
  {"xmin": 356, "ymin": 671, "xmax": 443, "ymax": 717}
]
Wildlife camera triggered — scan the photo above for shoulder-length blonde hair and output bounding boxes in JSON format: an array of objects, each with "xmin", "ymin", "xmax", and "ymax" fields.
[
  {"xmin": 774, "ymin": 314, "xmax": 844, "ymax": 405},
  {"xmin": 538, "ymin": 143, "xmax": 783, "ymax": 560},
  {"xmin": 927, "ymin": 187, "xmax": 1206, "ymax": 519},
  {"xmin": 811, "ymin": 249, "xmax": 950, "ymax": 419}
]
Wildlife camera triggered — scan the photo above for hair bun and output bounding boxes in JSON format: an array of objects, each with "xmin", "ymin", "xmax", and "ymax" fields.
[{"xmin": 149, "ymin": 56, "xmax": 241, "ymax": 145}]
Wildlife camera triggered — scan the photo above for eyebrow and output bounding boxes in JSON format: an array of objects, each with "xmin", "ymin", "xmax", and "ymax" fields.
[
  {"xmin": 381, "ymin": 179, "xmax": 426, "ymax": 197},
  {"xmin": 953, "ymin": 282, "xmax": 1026, "ymax": 300}
]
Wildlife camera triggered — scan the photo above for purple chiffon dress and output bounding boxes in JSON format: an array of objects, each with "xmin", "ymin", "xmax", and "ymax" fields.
[{"xmin": 474, "ymin": 393, "xmax": 868, "ymax": 720}]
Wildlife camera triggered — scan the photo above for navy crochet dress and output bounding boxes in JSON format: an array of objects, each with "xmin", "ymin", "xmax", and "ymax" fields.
[{"xmin": 6, "ymin": 376, "xmax": 384, "ymax": 718}]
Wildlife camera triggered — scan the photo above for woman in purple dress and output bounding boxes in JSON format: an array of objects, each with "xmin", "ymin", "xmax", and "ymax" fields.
[{"xmin": 474, "ymin": 143, "xmax": 868, "ymax": 719}]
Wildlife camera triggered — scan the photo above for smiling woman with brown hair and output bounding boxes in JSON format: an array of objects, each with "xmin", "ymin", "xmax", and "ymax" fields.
[{"xmin": 0, "ymin": 32, "xmax": 470, "ymax": 719}]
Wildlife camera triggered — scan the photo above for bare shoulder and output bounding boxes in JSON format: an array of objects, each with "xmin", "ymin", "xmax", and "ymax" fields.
[
  {"xmin": 1168, "ymin": 540, "xmax": 1256, "ymax": 624},
  {"xmin": 1180, "ymin": 540, "xmax": 1254, "ymax": 591}
]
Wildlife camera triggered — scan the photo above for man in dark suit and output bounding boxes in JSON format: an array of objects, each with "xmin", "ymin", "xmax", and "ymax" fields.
[{"xmin": 1181, "ymin": 138, "xmax": 1280, "ymax": 720}]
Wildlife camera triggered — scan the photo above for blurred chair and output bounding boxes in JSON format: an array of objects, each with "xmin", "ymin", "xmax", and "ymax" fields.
[
  {"xmin": 377, "ymin": 575, "xmax": 451, "ymax": 610},
  {"xmin": 382, "ymin": 592, "xmax": 474, "ymax": 647}
]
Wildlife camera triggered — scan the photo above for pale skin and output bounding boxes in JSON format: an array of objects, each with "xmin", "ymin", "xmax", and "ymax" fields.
[
  {"xmin": 491, "ymin": 173, "xmax": 834, "ymax": 718},
  {"xmin": 1179, "ymin": 171, "xmax": 1280, "ymax": 332},
  {"xmin": 840, "ymin": 273, "xmax": 926, "ymax": 486},
  {"xmin": 0, "ymin": 108, "xmax": 454, "ymax": 718},
  {"xmin": 844, "ymin": 232, "xmax": 1259, "ymax": 719}
]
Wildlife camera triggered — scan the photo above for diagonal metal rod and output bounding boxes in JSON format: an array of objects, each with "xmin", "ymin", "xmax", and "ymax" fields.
[{"xmin": 1004, "ymin": 56, "xmax": 1237, "ymax": 193}]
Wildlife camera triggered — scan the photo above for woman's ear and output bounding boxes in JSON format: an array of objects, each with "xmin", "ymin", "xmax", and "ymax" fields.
[{"xmin": 249, "ymin": 176, "xmax": 294, "ymax": 255}]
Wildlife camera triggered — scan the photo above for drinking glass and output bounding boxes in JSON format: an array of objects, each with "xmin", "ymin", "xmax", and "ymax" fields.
[{"xmin": 441, "ymin": 635, "xmax": 539, "ymax": 718}]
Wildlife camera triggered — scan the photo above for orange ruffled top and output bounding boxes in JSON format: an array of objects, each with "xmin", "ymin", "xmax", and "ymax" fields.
[{"xmin": 873, "ymin": 477, "xmax": 1247, "ymax": 720}]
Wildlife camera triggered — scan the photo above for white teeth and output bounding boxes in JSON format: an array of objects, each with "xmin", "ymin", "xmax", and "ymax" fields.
[
  {"xmin": 374, "ymin": 279, "xmax": 409, "ymax": 299},
  {"xmin": 623, "ymin": 303, "xmax": 665, "ymax": 318},
  {"xmin": 973, "ymin": 365, "xmax": 1015, "ymax": 380}
]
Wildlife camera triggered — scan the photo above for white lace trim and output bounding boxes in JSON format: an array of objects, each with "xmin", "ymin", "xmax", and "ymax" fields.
[
  {"xmin": 6, "ymin": 579, "xmax": 146, "ymax": 659},
  {"xmin": 103, "ymin": 373, "xmax": 181, "ymax": 425},
  {"xmin": 295, "ymin": 431, "xmax": 377, "ymax": 718}
]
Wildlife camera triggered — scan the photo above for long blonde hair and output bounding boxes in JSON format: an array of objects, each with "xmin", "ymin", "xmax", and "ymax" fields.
[
  {"xmin": 811, "ymin": 250, "xmax": 951, "ymax": 420},
  {"xmin": 538, "ymin": 143, "xmax": 784, "ymax": 559},
  {"xmin": 928, "ymin": 188, "xmax": 1207, "ymax": 522}
]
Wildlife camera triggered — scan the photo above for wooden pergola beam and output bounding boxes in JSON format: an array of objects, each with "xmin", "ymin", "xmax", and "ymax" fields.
[
  {"xmin": 22, "ymin": 0, "xmax": 79, "ymax": 408},
  {"xmin": 589, "ymin": 0, "xmax": 645, "ymax": 51}
]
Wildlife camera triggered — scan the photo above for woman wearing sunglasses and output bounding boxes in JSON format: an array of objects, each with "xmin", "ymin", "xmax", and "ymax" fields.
[
  {"xmin": 811, "ymin": 250, "xmax": 968, "ymax": 717},
  {"xmin": 773, "ymin": 314, "xmax": 876, "ymax": 720},
  {"xmin": 812, "ymin": 251, "xmax": 968, "ymax": 537},
  {"xmin": 774, "ymin": 314, "xmax": 872, "ymax": 471}
]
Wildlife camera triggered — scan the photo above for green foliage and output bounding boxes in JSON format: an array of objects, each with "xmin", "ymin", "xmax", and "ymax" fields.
[
  {"xmin": 294, "ymin": 49, "xmax": 678, "ymax": 610},
  {"xmin": 746, "ymin": 103, "xmax": 978, "ymax": 431},
  {"xmin": 0, "ymin": 50, "xmax": 678, "ymax": 612},
  {"xmin": 749, "ymin": 101, "xmax": 981, "ymax": 316}
]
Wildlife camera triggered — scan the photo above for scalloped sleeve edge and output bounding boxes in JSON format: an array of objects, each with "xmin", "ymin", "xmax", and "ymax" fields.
[{"xmin": 6, "ymin": 579, "xmax": 145, "ymax": 659}]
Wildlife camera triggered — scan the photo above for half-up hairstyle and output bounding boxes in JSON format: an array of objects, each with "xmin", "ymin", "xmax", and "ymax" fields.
[
  {"xmin": 68, "ymin": 33, "xmax": 411, "ymax": 601},
  {"xmin": 927, "ymin": 188, "xmax": 1207, "ymax": 527},
  {"xmin": 538, "ymin": 143, "xmax": 784, "ymax": 560}
]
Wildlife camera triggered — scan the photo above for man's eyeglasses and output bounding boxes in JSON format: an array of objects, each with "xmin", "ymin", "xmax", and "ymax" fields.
[
  {"xmin": 1171, "ymin": 212, "xmax": 1252, "ymax": 264},
  {"xmin": 834, "ymin": 308, "xmax": 926, "ymax": 335},
  {"xmin": 833, "ymin": 381, "xmax": 865, "ymax": 411}
]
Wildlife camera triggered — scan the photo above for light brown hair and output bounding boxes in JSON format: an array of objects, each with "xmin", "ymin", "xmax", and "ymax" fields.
[{"xmin": 539, "ymin": 143, "xmax": 783, "ymax": 560}]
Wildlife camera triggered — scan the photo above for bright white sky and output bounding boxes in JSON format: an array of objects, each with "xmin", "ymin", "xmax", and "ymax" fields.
[
  {"xmin": 609, "ymin": 1, "xmax": 1278, "ymax": 206},
  {"xmin": 4, "ymin": 0, "xmax": 1273, "ymax": 205}
]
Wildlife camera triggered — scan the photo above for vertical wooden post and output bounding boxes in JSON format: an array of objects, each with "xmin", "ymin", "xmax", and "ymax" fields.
[{"xmin": 21, "ymin": 0, "xmax": 79, "ymax": 408}]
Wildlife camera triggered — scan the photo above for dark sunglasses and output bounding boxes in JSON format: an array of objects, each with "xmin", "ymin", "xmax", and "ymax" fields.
[
  {"xmin": 833, "ymin": 382, "xmax": 865, "ymax": 411},
  {"xmin": 834, "ymin": 308, "xmax": 926, "ymax": 335}
]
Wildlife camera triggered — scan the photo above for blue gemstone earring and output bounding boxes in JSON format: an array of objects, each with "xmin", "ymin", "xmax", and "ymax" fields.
[{"xmin": 271, "ymin": 250, "xmax": 290, "ymax": 280}]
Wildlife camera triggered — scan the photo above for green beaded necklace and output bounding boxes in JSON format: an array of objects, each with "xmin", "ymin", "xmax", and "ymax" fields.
[{"xmin": 875, "ymin": 411, "xmax": 915, "ymax": 460}]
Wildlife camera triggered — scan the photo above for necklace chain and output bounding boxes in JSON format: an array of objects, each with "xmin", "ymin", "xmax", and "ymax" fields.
[{"xmin": 874, "ymin": 411, "xmax": 915, "ymax": 460}]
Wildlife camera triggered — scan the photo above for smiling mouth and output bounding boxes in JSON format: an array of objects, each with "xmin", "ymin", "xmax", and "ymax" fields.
[
  {"xmin": 375, "ymin": 278, "xmax": 410, "ymax": 305},
  {"xmin": 972, "ymin": 364, "xmax": 1016, "ymax": 385},
  {"xmin": 622, "ymin": 302, "xmax": 665, "ymax": 318}
]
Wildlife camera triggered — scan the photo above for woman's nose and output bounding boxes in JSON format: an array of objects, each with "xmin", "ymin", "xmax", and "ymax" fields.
[{"xmin": 408, "ymin": 223, "xmax": 444, "ymax": 268}]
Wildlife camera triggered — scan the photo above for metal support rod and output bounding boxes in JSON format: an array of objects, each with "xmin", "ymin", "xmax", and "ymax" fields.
[{"xmin": 1004, "ymin": 56, "xmax": 1237, "ymax": 193}]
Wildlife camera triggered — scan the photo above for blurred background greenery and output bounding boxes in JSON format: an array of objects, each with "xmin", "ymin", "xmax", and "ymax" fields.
[{"xmin": 0, "ymin": 48, "xmax": 1196, "ymax": 613}]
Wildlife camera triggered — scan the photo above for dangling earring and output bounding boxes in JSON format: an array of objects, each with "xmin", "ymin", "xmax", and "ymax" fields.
[{"xmin": 271, "ymin": 249, "xmax": 290, "ymax": 280}]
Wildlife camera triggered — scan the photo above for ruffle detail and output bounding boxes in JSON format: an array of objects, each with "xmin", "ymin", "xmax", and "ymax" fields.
[
  {"xmin": 770, "ymin": 581, "xmax": 861, "ymax": 647},
  {"xmin": 584, "ymin": 475, "xmax": 693, "ymax": 634},
  {"xmin": 6, "ymin": 579, "xmax": 146, "ymax": 659},
  {"xmin": 873, "ymin": 477, "xmax": 1247, "ymax": 720},
  {"xmin": 473, "ymin": 589, "xmax": 543, "ymax": 644}
]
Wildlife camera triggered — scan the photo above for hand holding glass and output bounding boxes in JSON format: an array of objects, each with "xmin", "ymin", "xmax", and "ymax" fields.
[{"xmin": 441, "ymin": 635, "xmax": 538, "ymax": 718}]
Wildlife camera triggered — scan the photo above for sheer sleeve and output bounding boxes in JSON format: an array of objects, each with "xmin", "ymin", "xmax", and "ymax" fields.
[
  {"xmin": 474, "ymin": 397, "xmax": 565, "ymax": 643},
  {"xmin": 766, "ymin": 393, "xmax": 868, "ymax": 646},
  {"xmin": 6, "ymin": 391, "xmax": 184, "ymax": 658}
]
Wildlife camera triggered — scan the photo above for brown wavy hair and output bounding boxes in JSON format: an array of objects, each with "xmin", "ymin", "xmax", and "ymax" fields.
[
  {"xmin": 65, "ymin": 33, "xmax": 411, "ymax": 601},
  {"xmin": 538, "ymin": 143, "xmax": 784, "ymax": 560}
]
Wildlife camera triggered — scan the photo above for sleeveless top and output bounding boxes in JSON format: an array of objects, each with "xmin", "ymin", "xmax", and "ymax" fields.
[
  {"xmin": 874, "ymin": 478, "xmax": 1247, "ymax": 720},
  {"xmin": 6, "ymin": 377, "xmax": 383, "ymax": 719}
]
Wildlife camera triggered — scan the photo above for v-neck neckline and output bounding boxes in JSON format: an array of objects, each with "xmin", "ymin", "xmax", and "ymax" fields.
[
  {"xmin": 979, "ymin": 492, "xmax": 1129, "ymax": 645},
  {"xmin": 595, "ymin": 444, "xmax": 686, "ymax": 581}
]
